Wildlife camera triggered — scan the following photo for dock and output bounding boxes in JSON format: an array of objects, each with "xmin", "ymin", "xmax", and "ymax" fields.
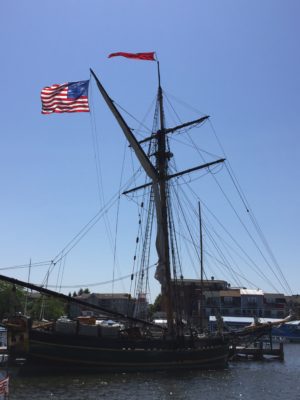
[{"xmin": 230, "ymin": 341, "xmax": 284, "ymax": 361}]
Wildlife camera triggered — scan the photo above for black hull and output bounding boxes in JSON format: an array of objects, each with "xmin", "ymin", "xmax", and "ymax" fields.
[{"xmin": 22, "ymin": 330, "xmax": 229, "ymax": 373}]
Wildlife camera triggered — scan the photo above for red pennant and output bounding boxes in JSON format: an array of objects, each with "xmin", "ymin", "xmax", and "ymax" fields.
[{"xmin": 108, "ymin": 52, "xmax": 156, "ymax": 61}]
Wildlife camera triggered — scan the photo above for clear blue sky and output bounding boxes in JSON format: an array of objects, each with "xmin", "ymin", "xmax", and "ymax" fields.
[{"xmin": 0, "ymin": 1, "xmax": 299, "ymax": 300}]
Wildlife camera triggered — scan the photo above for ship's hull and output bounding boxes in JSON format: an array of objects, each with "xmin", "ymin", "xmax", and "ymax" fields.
[{"xmin": 23, "ymin": 329, "xmax": 229, "ymax": 373}]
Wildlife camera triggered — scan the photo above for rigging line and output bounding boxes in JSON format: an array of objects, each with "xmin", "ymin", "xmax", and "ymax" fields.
[
  {"xmin": 41, "ymin": 261, "xmax": 53, "ymax": 288},
  {"xmin": 212, "ymin": 171, "xmax": 288, "ymax": 294},
  {"xmin": 166, "ymin": 89, "xmax": 280, "ymax": 286},
  {"xmin": 130, "ymin": 192, "xmax": 149, "ymax": 298},
  {"xmin": 171, "ymin": 186, "xmax": 201, "ymax": 278},
  {"xmin": 52, "ymin": 197, "xmax": 119, "ymax": 266},
  {"xmin": 127, "ymin": 133, "xmax": 153, "ymax": 298},
  {"xmin": 168, "ymin": 189, "xmax": 183, "ymax": 279},
  {"xmin": 172, "ymin": 180, "xmax": 202, "ymax": 279},
  {"xmin": 202, "ymin": 258, "xmax": 218, "ymax": 283},
  {"xmin": 203, "ymin": 223, "xmax": 243, "ymax": 287},
  {"xmin": 186, "ymin": 187, "xmax": 282, "ymax": 292},
  {"xmin": 203, "ymin": 213, "xmax": 261, "ymax": 282},
  {"xmin": 186, "ymin": 198, "xmax": 243, "ymax": 286},
  {"xmin": 163, "ymin": 94, "xmax": 183, "ymax": 128},
  {"xmin": 163, "ymin": 90, "xmax": 208, "ymax": 117},
  {"xmin": 58, "ymin": 253, "xmax": 67, "ymax": 292},
  {"xmin": 184, "ymin": 196, "xmax": 253, "ymax": 284},
  {"xmin": 169, "ymin": 135, "xmax": 222, "ymax": 159},
  {"xmin": 164, "ymin": 93, "xmax": 210, "ymax": 139},
  {"xmin": 171, "ymin": 181, "xmax": 219, "ymax": 282},
  {"xmin": 238, "ymin": 196, "xmax": 293, "ymax": 293},
  {"xmin": 225, "ymin": 162, "xmax": 292, "ymax": 293},
  {"xmin": 134, "ymin": 194, "xmax": 151, "ymax": 301},
  {"xmin": 0, "ymin": 261, "xmax": 52, "ymax": 271},
  {"xmin": 114, "ymin": 98, "xmax": 156, "ymax": 137},
  {"xmin": 167, "ymin": 188, "xmax": 180, "ymax": 280},
  {"xmin": 197, "ymin": 212, "xmax": 244, "ymax": 287},
  {"xmin": 176, "ymin": 188, "xmax": 242, "ymax": 287},
  {"xmin": 204, "ymin": 249, "xmax": 262, "ymax": 289},
  {"xmin": 247, "ymin": 212, "xmax": 293, "ymax": 295},
  {"xmin": 209, "ymin": 119, "xmax": 292, "ymax": 295},
  {"xmin": 112, "ymin": 140, "xmax": 128, "ymax": 295},
  {"xmin": 204, "ymin": 223, "xmax": 242, "ymax": 282},
  {"xmin": 179, "ymin": 123, "xmax": 287, "ymax": 292},
  {"xmin": 46, "ymin": 171, "xmax": 144, "ymax": 288},
  {"xmin": 51, "ymin": 198, "xmax": 117, "ymax": 263},
  {"xmin": 177, "ymin": 179, "xmax": 282, "ymax": 292},
  {"xmin": 52, "ymin": 170, "xmax": 142, "ymax": 264},
  {"xmin": 45, "ymin": 263, "xmax": 157, "ymax": 289},
  {"xmin": 89, "ymin": 82, "xmax": 105, "ymax": 207},
  {"xmin": 171, "ymin": 217, "xmax": 263, "ymax": 290},
  {"xmin": 90, "ymin": 89, "xmax": 124, "ymax": 284},
  {"xmin": 55, "ymin": 252, "xmax": 63, "ymax": 291}
]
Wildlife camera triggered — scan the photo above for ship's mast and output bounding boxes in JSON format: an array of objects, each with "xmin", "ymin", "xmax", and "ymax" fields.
[
  {"xmin": 89, "ymin": 67, "xmax": 225, "ymax": 338},
  {"xmin": 156, "ymin": 62, "xmax": 174, "ymax": 336},
  {"xmin": 199, "ymin": 201, "xmax": 204, "ymax": 332}
]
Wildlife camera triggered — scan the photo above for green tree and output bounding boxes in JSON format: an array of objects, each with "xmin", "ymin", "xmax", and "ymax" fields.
[
  {"xmin": 0, "ymin": 283, "xmax": 25, "ymax": 319},
  {"xmin": 148, "ymin": 294, "xmax": 162, "ymax": 318},
  {"xmin": 77, "ymin": 288, "xmax": 90, "ymax": 296},
  {"xmin": 28, "ymin": 296, "xmax": 66, "ymax": 321}
]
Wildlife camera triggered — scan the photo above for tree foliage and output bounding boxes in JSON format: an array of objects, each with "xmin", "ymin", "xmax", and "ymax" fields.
[
  {"xmin": 148, "ymin": 294, "xmax": 162, "ymax": 317},
  {"xmin": 0, "ymin": 282, "xmax": 25, "ymax": 319},
  {"xmin": 0, "ymin": 282, "xmax": 67, "ymax": 321}
]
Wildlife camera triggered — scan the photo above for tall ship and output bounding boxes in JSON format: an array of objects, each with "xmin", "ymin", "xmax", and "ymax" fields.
[
  {"xmin": 0, "ymin": 53, "xmax": 290, "ymax": 372},
  {"xmin": 1, "ymin": 53, "xmax": 292, "ymax": 372}
]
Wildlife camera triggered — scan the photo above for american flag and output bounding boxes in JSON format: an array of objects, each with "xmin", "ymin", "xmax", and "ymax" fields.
[
  {"xmin": 0, "ymin": 376, "xmax": 9, "ymax": 395},
  {"xmin": 41, "ymin": 80, "xmax": 90, "ymax": 114}
]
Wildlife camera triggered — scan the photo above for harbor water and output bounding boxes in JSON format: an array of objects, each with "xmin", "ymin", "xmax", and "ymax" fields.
[{"xmin": 8, "ymin": 343, "xmax": 300, "ymax": 400}]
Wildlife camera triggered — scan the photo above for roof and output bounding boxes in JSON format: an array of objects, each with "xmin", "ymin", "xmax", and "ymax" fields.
[
  {"xmin": 76, "ymin": 293, "xmax": 131, "ymax": 300},
  {"xmin": 209, "ymin": 316, "xmax": 282, "ymax": 323},
  {"xmin": 209, "ymin": 316, "xmax": 254, "ymax": 323},
  {"xmin": 172, "ymin": 279, "xmax": 228, "ymax": 286},
  {"xmin": 264, "ymin": 292, "xmax": 285, "ymax": 298},
  {"xmin": 219, "ymin": 289, "xmax": 241, "ymax": 297},
  {"xmin": 240, "ymin": 289, "xmax": 264, "ymax": 296}
]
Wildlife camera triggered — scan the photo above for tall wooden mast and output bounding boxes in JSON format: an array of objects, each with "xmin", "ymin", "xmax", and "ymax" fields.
[
  {"xmin": 90, "ymin": 66, "xmax": 225, "ymax": 338},
  {"xmin": 156, "ymin": 62, "xmax": 174, "ymax": 336},
  {"xmin": 199, "ymin": 201, "xmax": 204, "ymax": 332}
]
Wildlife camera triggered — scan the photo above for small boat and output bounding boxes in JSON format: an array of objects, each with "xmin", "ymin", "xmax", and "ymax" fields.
[{"xmin": 272, "ymin": 320, "xmax": 300, "ymax": 342}]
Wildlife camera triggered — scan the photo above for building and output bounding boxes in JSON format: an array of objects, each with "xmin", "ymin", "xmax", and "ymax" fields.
[
  {"xmin": 69, "ymin": 292, "xmax": 148, "ymax": 320},
  {"xmin": 285, "ymin": 294, "xmax": 300, "ymax": 319},
  {"xmin": 171, "ymin": 278, "xmax": 229, "ymax": 326},
  {"xmin": 219, "ymin": 289, "xmax": 241, "ymax": 317},
  {"xmin": 240, "ymin": 289, "xmax": 264, "ymax": 317},
  {"xmin": 263, "ymin": 292, "xmax": 286, "ymax": 318},
  {"xmin": 170, "ymin": 279, "xmax": 290, "ymax": 326},
  {"xmin": 69, "ymin": 293, "xmax": 134, "ymax": 319}
]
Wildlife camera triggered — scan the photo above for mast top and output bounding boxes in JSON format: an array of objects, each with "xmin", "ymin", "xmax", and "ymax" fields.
[{"xmin": 157, "ymin": 61, "xmax": 162, "ymax": 89}]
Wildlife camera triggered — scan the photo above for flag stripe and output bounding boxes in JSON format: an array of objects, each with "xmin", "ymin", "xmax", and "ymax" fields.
[
  {"xmin": 41, "ymin": 81, "xmax": 90, "ymax": 114},
  {"xmin": 0, "ymin": 376, "xmax": 9, "ymax": 394}
]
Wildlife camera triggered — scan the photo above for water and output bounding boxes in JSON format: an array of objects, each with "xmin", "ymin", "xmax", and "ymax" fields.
[{"xmin": 8, "ymin": 344, "xmax": 300, "ymax": 400}]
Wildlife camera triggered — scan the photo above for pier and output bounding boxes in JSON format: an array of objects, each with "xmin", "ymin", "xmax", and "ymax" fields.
[{"xmin": 230, "ymin": 341, "xmax": 284, "ymax": 361}]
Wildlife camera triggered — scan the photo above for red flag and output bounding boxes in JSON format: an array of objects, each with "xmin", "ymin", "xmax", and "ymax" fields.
[{"xmin": 108, "ymin": 52, "xmax": 156, "ymax": 61}]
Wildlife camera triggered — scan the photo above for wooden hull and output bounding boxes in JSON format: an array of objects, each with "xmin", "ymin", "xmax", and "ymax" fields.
[{"xmin": 23, "ymin": 330, "xmax": 229, "ymax": 373}]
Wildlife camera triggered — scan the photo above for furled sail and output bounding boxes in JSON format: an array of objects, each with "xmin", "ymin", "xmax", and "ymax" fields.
[{"xmin": 90, "ymin": 69, "xmax": 167, "ymax": 285}]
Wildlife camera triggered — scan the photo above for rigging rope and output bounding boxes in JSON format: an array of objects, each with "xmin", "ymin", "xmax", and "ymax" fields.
[
  {"xmin": 163, "ymin": 89, "xmax": 292, "ymax": 295},
  {"xmin": 208, "ymin": 121, "xmax": 292, "ymax": 295}
]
